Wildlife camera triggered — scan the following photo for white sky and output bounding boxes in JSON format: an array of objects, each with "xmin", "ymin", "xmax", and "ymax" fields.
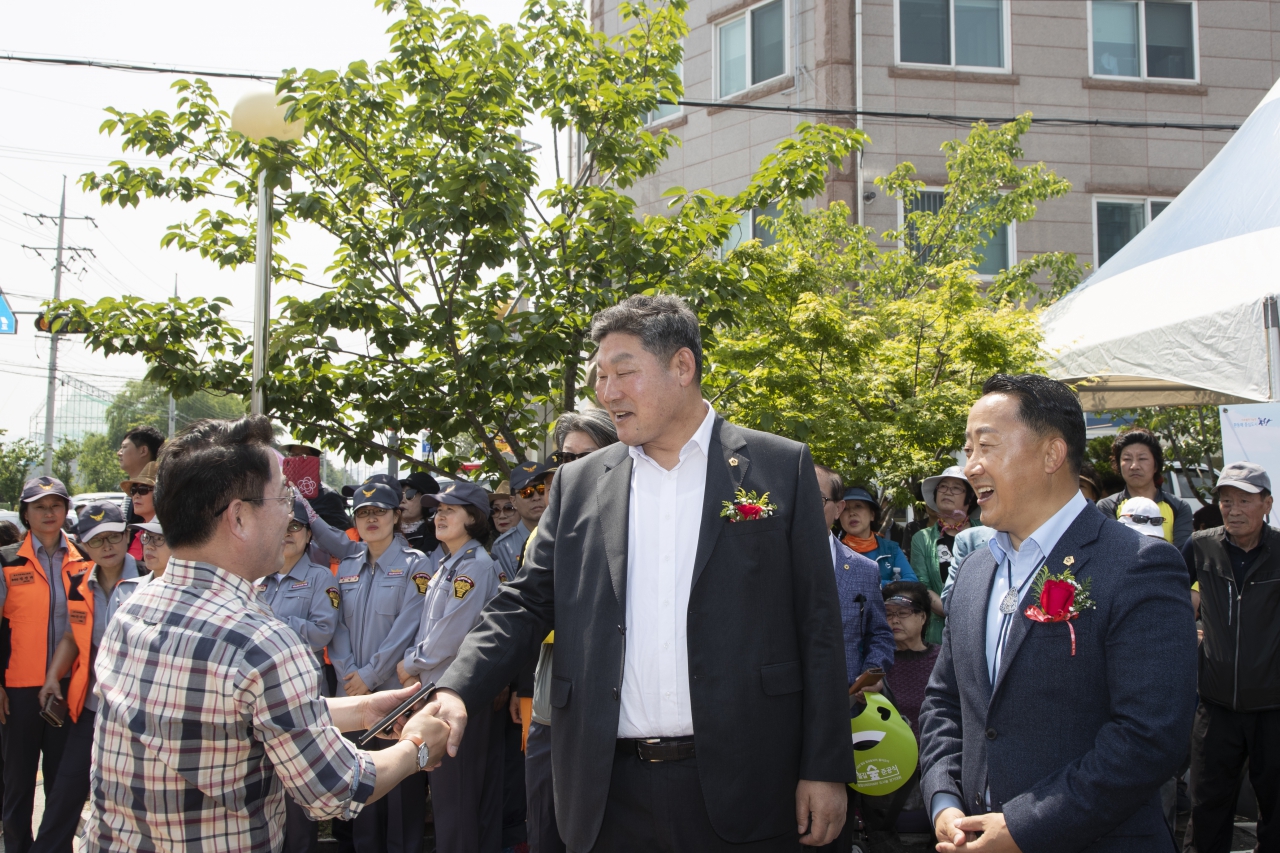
[{"xmin": 0, "ymin": 0, "xmax": 557, "ymax": 449}]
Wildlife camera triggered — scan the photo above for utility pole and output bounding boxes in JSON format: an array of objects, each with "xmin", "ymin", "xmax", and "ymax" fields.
[
  {"xmin": 23, "ymin": 176, "xmax": 95, "ymax": 475},
  {"xmin": 168, "ymin": 274, "xmax": 178, "ymax": 437}
]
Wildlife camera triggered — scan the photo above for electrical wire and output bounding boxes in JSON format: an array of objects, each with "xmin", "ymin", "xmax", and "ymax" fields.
[{"xmin": 0, "ymin": 52, "xmax": 278, "ymax": 81}]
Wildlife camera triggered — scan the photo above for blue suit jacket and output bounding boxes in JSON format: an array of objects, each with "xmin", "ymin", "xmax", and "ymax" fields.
[
  {"xmin": 831, "ymin": 537, "xmax": 894, "ymax": 683},
  {"xmin": 920, "ymin": 504, "xmax": 1197, "ymax": 853}
]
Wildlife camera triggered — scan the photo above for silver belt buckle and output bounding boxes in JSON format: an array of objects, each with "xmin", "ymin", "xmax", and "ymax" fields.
[{"xmin": 639, "ymin": 737, "xmax": 663, "ymax": 762}]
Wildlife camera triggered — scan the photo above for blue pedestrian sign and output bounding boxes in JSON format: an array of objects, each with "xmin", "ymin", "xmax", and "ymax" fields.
[{"xmin": 0, "ymin": 291, "xmax": 15, "ymax": 335}]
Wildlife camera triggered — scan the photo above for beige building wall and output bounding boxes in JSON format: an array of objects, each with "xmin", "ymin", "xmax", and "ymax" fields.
[{"xmin": 593, "ymin": 0, "xmax": 1280, "ymax": 270}]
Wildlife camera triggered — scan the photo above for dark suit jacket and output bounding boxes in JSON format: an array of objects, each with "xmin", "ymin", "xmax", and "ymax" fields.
[
  {"xmin": 439, "ymin": 416, "xmax": 854, "ymax": 849},
  {"xmin": 920, "ymin": 504, "xmax": 1197, "ymax": 853}
]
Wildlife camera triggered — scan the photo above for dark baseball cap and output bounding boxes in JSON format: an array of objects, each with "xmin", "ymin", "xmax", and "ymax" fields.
[
  {"xmin": 1215, "ymin": 461, "xmax": 1271, "ymax": 495},
  {"xmin": 510, "ymin": 460, "xmax": 555, "ymax": 493},
  {"xmin": 21, "ymin": 476, "xmax": 70, "ymax": 504},
  {"xmin": 422, "ymin": 481, "xmax": 491, "ymax": 514},
  {"xmin": 78, "ymin": 501, "xmax": 128, "ymax": 541},
  {"xmin": 352, "ymin": 482, "xmax": 400, "ymax": 510},
  {"xmin": 399, "ymin": 471, "xmax": 441, "ymax": 497},
  {"xmin": 342, "ymin": 473, "xmax": 403, "ymax": 504},
  {"xmin": 291, "ymin": 497, "xmax": 310, "ymax": 526},
  {"xmin": 842, "ymin": 486, "xmax": 877, "ymax": 507}
]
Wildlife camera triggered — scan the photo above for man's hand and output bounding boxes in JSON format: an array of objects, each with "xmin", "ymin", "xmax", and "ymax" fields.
[
  {"xmin": 401, "ymin": 708, "xmax": 451, "ymax": 771},
  {"xmin": 343, "ymin": 671, "xmax": 371, "ymax": 696},
  {"xmin": 509, "ymin": 691, "xmax": 521, "ymax": 724},
  {"xmin": 796, "ymin": 780, "xmax": 846, "ymax": 846},
  {"xmin": 423, "ymin": 688, "xmax": 468, "ymax": 758},
  {"xmin": 37, "ymin": 678, "xmax": 63, "ymax": 712},
  {"xmin": 396, "ymin": 660, "xmax": 415, "ymax": 687},
  {"xmin": 935, "ymin": 811, "xmax": 1021, "ymax": 853}
]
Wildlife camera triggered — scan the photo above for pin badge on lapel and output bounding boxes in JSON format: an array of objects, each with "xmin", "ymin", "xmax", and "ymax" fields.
[
  {"xmin": 1063, "ymin": 556, "xmax": 1075, "ymax": 567},
  {"xmin": 728, "ymin": 457, "xmax": 739, "ymax": 467}
]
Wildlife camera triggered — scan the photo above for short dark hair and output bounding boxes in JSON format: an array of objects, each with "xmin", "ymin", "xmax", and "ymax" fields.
[
  {"xmin": 156, "ymin": 415, "xmax": 276, "ymax": 549},
  {"xmin": 814, "ymin": 464, "xmax": 843, "ymax": 502},
  {"xmin": 125, "ymin": 425, "xmax": 166, "ymax": 461},
  {"xmin": 554, "ymin": 408, "xmax": 619, "ymax": 452},
  {"xmin": 1111, "ymin": 427, "xmax": 1165, "ymax": 486},
  {"xmin": 882, "ymin": 580, "xmax": 931, "ymax": 614},
  {"xmin": 589, "ymin": 294, "xmax": 703, "ymax": 380},
  {"xmin": 0, "ymin": 520, "xmax": 20, "ymax": 547},
  {"xmin": 981, "ymin": 374, "xmax": 1086, "ymax": 475},
  {"xmin": 460, "ymin": 504, "xmax": 491, "ymax": 541}
]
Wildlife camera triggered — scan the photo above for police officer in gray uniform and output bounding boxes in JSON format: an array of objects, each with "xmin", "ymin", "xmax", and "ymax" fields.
[
  {"xmin": 490, "ymin": 461, "xmax": 554, "ymax": 583},
  {"xmin": 256, "ymin": 498, "xmax": 341, "ymax": 853},
  {"xmin": 399, "ymin": 482, "xmax": 504, "ymax": 853},
  {"xmin": 323, "ymin": 481, "xmax": 431, "ymax": 853}
]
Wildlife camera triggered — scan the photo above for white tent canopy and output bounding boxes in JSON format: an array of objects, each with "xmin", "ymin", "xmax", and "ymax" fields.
[{"xmin": 1040, "ymin": 78, "xmax": 1280, "ymax": 412}]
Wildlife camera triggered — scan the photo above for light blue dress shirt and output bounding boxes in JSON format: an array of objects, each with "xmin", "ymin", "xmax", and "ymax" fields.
[{"xmin": 930, "ymin": 491, "xmax": 1088, "ymax": 823}]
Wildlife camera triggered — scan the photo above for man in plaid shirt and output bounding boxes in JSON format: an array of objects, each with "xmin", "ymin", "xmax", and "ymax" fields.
[{"xmin": 84, "ymin": 417, "xmax": 449, "ymax": 852}]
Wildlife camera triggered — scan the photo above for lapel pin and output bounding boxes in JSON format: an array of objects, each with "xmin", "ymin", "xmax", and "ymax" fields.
[
  {"xmin": 1063, "ymin": 556, "xmax": 1075, "ymax": 567},
  {"xmin": 728, "ymin": 457, "xmax": 739, "ymax": 467},
  {"xmin": 842, "ymin": 563, "xmax": 850, "ymax": 570}
]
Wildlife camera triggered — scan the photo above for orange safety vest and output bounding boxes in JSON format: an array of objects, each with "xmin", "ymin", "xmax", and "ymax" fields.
[
  {"xmin": 64, "ymin": 567, "xmax": 94, "ymax": 722},
  {"xmin": 1, "ymin": 533, "xmax": 91, "ymax": 689},
  {"xmin": 323, "ymin": 527, "xmax": 361, "ymax": 667}
]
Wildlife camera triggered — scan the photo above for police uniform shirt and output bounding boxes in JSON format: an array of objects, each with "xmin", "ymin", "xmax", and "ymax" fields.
[
  {"xmin": 255, "ymin": 555, "xmax": 340, "ymax": 654},
  {"xmin": 490, "ymin": 519, "xmax": 531, "ymax": 584},
  {"xmin": 0, "ymin": 532, "xmax": 74, "ymax": 665},
  {"xmin": 402, "ymin": 540, "xmax": 502, "ymax": 686},
  {"xmin": 328, "ymin": 538, "xmax": 432, "ymax": 695},
  {"xmin": 82, "ymin": 555, "xmax": 143, "ymax": 713}
]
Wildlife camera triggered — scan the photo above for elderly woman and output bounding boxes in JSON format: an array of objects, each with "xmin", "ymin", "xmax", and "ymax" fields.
[
  {"xmin": 838, "ymin": 486, "xmax": 917, "ymax": 585},
  {"xmin": 910, "ymin": 465, "xmax": 976, "ymax": 645},
  {"xmin": 1096, "ymin": 427, "xmax": 1193, "ymax": 548}
]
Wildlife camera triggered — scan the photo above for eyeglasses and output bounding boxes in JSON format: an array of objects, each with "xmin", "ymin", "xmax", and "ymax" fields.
[
  {"xmin": 129, "ymin": 485, "xmax": 154, "ymax": 497},
  {"xmin": 286, "ymin": 521, "xmax": 307, "ymax": 533},
  {"xmin": 934, "ymin": 483, "xmax": 968, "ymax": 496},
  {"xmin": 517, "ymin": 483, "xmax": 548, "ymax": 500},
  {"xmin": 355, "ymin": 506, "xmax": 393, "ymax": 519},
  {"xmin": 491, "ymin": 502, "xmax": 517, "ymax": 515},
  {"xmin": 1125, "ymin": 514, "xmax": 1164, "ymax": 526},
  {"xmin": 140, "ymin": 532, "xmax": 166, "ymax": 547},
  {"xmin": 550, "ymin": 450, "xmax": 593, "ymax": 465},
  {"xmin": 820, "ymin": 496, "xmax": 838, "ymax": 505},
  {"xmin": 215, "ymin": 485, "xmax": 297, "ymax": 517},
  {"xmin": 884, "ymin": 607, "xmax": 922, "ymax": 621},
  {"xmin": 84, "ymin": 532, "xmax": 125, "ymax": 548}
]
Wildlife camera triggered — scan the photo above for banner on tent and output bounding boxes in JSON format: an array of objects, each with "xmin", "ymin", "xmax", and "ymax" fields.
[{"xmin": 1220, "ymin": 403, "xmax": 1280, "ymax": 527}]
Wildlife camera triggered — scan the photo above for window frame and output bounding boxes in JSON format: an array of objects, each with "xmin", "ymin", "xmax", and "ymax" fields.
[
  {"xmin": 1091, "ymin": 194, "xmax": 1176, "ymax": 267},
  {"xmin": 1087, "ymin": 0, "xmax": 1200, "ymax": 84},
  {"xmin": 643, "ymin": 59, "xmax": 684, "ymax": 127},
  {"xmin": 895, "ymin": 187, "xmax": 1017, "ymax": 281},
  {"xmin": 713, "ymin": 0, "xmax": 790, "ymax": 99},
  {"xmin": 893, "ymin": 0, "xmax": 1013, "ymax": 74}
]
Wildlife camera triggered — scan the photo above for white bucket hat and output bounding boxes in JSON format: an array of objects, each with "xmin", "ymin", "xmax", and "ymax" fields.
[{"xmin": 922, "ymin": 465, "xmax": 971, "ymax": 513}]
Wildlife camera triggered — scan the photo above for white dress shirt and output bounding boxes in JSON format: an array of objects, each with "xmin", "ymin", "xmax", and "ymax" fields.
[
  {"xmin": 930, "ymin": 490, "xmax": 1088, "ymax": 822},
  {"xmin": 617, "ymin": 402, "xmax": 716, "ymax": 738}
]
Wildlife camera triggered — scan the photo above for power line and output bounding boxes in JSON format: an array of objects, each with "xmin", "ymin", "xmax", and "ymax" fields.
[{"xmin": 0, "ymin": 52, "xmax": 278, "ymax": 81}]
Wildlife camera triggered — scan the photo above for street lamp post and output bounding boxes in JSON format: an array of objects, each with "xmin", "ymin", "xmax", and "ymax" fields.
[{"xmin": 230, "ymin": 92, "xmax": 302, "ymax": 416}]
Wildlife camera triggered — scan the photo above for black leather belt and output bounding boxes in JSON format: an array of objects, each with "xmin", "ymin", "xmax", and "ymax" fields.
[{"xmin": 617, "ymin": 737, "xmax": 696, "ymax": 762}]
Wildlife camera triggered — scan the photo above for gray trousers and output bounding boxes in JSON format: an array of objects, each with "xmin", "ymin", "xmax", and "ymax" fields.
[{"xmin": 526, "ymin": 722, "xmax": 565, "ymax": 853}]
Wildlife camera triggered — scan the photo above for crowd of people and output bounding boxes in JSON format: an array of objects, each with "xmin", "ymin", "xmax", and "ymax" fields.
[{"xmin": 0, "ymin": 293, "xmax": 1271, "ymax": 853}]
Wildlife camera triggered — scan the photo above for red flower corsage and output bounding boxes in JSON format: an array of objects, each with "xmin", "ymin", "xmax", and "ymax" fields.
[
  {"xmin": 1023, "ymin": 558, "xmax": 1094, "ymax": 656},
  {"xmin": 720, "ymin": 488, "xmax": 775, "ymax": 523}
]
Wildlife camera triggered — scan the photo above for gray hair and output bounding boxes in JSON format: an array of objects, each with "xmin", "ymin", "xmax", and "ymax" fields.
[
  {"xmin": 589, "ymin": 294, "xmax": 703, "ymax": 380},
  {"xmin": 554, "ymin": 408, "xmax": 619, "ymax": 452}
]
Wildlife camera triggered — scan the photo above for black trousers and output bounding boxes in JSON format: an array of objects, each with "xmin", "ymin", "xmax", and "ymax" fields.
[
  {"xmin": 502, "ymin": 714, "xmax": 527, "ymax": 848},
  {"xmin": 584, "ymin": 750, "xmax": 800, "ymax": 853},
  {"xmin": 526, "ymin": 722, "xmax": 565, "ymax": 853},
  {"xmin": 29, "ymin": 708, "xmax": 94, "ymax": 853},
  {"xmin": 349, "ymin": 735, "xmax": 427, "ymax": 853},
  {"xmin": 429, "ymin": 699, "xmax": 503, "ymax": 853},
  {"xmin": 2, "ymin": 686, "xmax": 70, "ymax": 853},
  {"xmin": 1185, "ymin": 699, "xmax": 1280, "ymax": 853},
  {"xmin": 283, "ymin": 795, "xmax": 320, "ymax": 853}
]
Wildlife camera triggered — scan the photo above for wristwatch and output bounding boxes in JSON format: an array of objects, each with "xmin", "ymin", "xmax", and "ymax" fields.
[{"xmin": 405, "ymin": 733, "xmax": 430, "ymax": 771}]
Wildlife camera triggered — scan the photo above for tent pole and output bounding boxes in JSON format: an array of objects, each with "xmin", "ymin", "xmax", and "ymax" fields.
[{"xmin": 1266, "ymin": 296, "xmax": 1280, "ymax": 401}]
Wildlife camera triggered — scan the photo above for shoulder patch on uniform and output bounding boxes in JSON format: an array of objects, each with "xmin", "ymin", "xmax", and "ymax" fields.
[
  {"xmin": 412, "ymin": 571, "xmax": 430, "ymax": 595},
  {"xmin": 326, "ymin": 587, "xmax": 340, "ymax": 608},
  {"xmin": 452, "ymin": 575, "xmax": 475, "ymax": 599}
]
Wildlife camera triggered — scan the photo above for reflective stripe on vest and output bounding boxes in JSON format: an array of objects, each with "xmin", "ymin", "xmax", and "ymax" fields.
[
  {"xmin": 65, "ymin": 567, "xmax": 94, "ymax": 723},
  {"xmin": 3, "ymin": 534, "xmax": 91, "ymax": 688}
]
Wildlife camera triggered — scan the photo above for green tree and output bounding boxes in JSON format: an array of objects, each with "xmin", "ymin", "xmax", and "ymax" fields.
[
  {"xmin": 56, "ymin": 0, "xmax": 861, "ymax": 478},
  {"xmin": 53, "ymin": 438, "xmax": 82, "ymax": 492},
  {"xmin": 0, "ymin": 433, "xmax": 42, "ymax": 509},
  {"xmin": 73, "ymin": 433, "xmax": 129, "ymax": 493},
  {"xmin": 703, "ymin": 115, "xmax": 1083, "ymax": 507},
  {"xmin": 105, "ymin": 380, "xmax": 246, "ymax": 445}
]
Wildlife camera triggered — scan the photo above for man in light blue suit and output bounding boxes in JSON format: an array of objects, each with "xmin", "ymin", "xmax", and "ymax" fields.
[{"xmin": 921, "ymin": 374, "xmax": 1197, "ymax": 853}]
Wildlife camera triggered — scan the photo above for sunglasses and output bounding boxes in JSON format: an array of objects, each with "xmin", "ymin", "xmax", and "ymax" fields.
[
  {"xmin": 355, "ymin": 506, "xmax": 393, "ymax": 519},
  {"xmin": 403, "ymin": 487, "xmax": 420, "ymax": 501},
  {"xmin": 1125, "ymin": 514, "xmax": 1164, "ymax": 526},
  {"xmin": 491, "ymin": 503, "xmax": 517, "ymax": 515},
  {"xmin": 286, "ymin": 521, "xmax": 307, "ymax": 533},
  {"xmin": 517, "ymin": 483, "xmax": 549, "ymax": 500},
  {"xmin": 84, "ymin": 532, "xmax": 125, "ymax": 549},
  {"xmin": 550, "ymin": 450, "xmax": 593, "ymax": 465},
  {"xmin": 140, "ymin": 532, "xmax": 166, "ymax": 547},
  {"xmin": 129, "ymin": 485, "xmax": 154, "ymax": 497}
]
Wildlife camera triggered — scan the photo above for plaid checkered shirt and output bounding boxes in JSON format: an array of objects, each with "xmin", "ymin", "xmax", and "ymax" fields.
[{"xmin": 84, "ymin": 559, "xmax": 377, "ymax": 852}]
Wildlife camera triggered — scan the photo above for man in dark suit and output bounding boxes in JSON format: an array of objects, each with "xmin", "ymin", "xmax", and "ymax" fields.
[
  {"xmin": 920, "ymin": 374, "xmax": 1197, "ymax": 853},
  {"xmin": 429, "ymin": 295, "xmax": 854, "ymax": 852}
]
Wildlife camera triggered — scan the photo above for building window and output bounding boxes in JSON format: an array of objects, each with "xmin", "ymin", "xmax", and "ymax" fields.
[
  {"xmin": 1091, "ymin": 1, "xmax": 1196, "ymax": 81},
  {"xmin": 644, "ymin": 62, "xmax": 684, "ymax": 126},
  {"xmin": 898, "ymin": 0, "xmax": 1007, "ymax": 70},
  {"xmin": 720, "ymin": 203, "xmax": 780, "ymax": 257},
  {"xmin": 904, "ymin": 190, "xmax": 1012, "ymax": 276},
  {"xmin": 717, "ymin": 0, "xmax": 787, "ymax": 98},
  {"xmin": 1094, "ymin": 196, "xmax": 1174, "ymax": 266}
]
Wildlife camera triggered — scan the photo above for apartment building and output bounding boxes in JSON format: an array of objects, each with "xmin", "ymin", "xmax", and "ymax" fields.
[{"xmin": 590, "ymin": 0, "xmax": 1280, "ymax": 272}]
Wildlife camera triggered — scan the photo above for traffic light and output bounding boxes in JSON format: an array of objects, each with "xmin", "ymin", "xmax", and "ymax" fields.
[{"xmin": 35, "ymin": 312, "xmax": 90, "ymax": 334}]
